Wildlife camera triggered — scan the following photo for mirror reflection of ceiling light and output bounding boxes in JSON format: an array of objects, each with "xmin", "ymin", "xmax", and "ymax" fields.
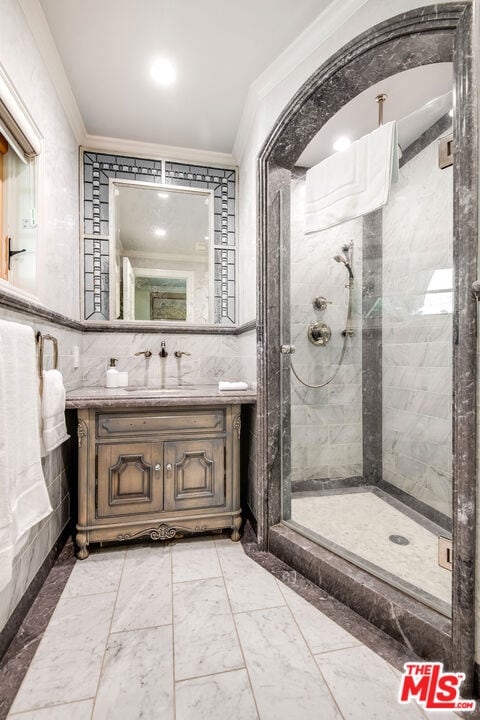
[
  {"xmin": 154, "ymin": 228, "xmax": 166, "ymax": 237},
  {"xmin": 158, "ymin": 192, "xmax": 169, "ymax": 199},
  {"xmin": 449, "ymin": 108, "xmax": 454, "ymax": 117},
  {"xmin": 333, "ymin": 136, "xmax": 352, "ymax": 152},
  {"xmin": 150, "ymin": 58, "xmax": 176, "ymax": 86},
  {"xmin": 204, "ymin": 235, "xmax": 209, "ymax": 240}
]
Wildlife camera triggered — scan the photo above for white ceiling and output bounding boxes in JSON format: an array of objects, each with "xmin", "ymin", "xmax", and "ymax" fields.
[
  {"xmin": 38, "ymin": 0, "xmax": 331, "ymax": 153},
  {"xmin": 297, "ymin": 63, "xmax": 453, "ymax": 168}
]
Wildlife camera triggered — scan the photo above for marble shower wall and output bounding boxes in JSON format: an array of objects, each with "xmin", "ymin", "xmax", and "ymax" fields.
[
  {"xmin": 382, "ymin": 134, "xmax": 453, "ymax": 518},
  {"xmin": 289, "ymin": 178, "xmax": 363, "ymax": 484},
  {"xmin": 0, "ymin": 307, "xmax": 83, "ymax": 633}
]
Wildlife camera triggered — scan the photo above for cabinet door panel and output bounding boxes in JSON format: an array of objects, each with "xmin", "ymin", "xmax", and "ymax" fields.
[
  {"xmin": 164, "ymin": 439, "xmax": 225, "ymax": 511},
  {"xmin": 97, "ymin": 443, "xmax": 163, "ymax": 518}
]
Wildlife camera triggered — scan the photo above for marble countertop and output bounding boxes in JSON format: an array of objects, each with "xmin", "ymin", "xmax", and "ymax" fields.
[{"xmin": 65, "ymin": 384, "xmax": 257, "ymax": 409}]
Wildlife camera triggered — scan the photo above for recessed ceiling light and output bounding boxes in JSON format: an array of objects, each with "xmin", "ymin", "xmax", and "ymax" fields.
[
  {"xmin": 158, "ymin": 192, "xmax": 169, "ymax": 199},
  {"xmin": 150, "ymin": 58, "xmax": 176, "ymax": 86},
  {"xmin": 449, "ymin": 108, "xmax": 454, "ymax": 117},
  {"xmin": 333, "ymin": 136, "xmax": 352, "ymax": 152},
  {"xmin": 154, "ymin": 228, "xmax": 166, "ymax": 237}
]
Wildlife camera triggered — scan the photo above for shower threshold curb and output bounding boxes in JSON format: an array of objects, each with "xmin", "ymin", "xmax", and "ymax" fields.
[{"xmin": 268, "ymin": 523, "xmax": 452, "ymax": 667}]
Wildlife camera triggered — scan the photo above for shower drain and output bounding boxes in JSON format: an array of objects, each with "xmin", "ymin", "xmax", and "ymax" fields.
[{"xmin": 389, "ymin": 534, "xmax": 410, "ymax": 546}]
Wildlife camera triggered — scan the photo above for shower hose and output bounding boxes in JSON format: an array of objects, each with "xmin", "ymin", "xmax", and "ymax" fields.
[{"xmin": 289, "ymin": 279, "xmax": 354, "ymax": 389}]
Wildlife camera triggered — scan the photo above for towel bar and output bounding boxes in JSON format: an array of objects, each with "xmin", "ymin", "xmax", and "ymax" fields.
[{"xmin": 35, "ymin": 332, "xmax": 59, "ymax": 385}]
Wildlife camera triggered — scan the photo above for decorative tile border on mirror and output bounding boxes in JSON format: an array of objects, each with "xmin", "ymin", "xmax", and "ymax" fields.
[{"xmin": 81, "ymin": 151, "xmax": 237, "ymax": 324}]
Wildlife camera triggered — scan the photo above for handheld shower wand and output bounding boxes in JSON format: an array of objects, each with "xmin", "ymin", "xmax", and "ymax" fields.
[{"xmin": 333, "ymin": 243, "xmax": 354, "ymax": 280}]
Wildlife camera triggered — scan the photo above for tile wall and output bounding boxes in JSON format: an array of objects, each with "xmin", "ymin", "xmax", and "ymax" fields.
[
  {"xmin": 289, "ymin": 178, "xmax": 363, "ymax": 484},
  {"xmin": 382, "ymin": 133, "xmax": 453, "ymax": 518},
  {"xmin": 0, "ymin": 307, "xmax": 83, "ymax": 633}
]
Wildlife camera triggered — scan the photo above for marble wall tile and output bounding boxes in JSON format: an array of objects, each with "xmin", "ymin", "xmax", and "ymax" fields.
[{"xmin": 382, "ymin": 134, "xmax": 453, "ymax": 519}]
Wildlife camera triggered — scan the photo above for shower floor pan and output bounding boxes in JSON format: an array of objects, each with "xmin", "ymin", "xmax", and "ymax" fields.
[{"xmin": 290, "ymin": 486, "xmax": 451, "ymax": 615}]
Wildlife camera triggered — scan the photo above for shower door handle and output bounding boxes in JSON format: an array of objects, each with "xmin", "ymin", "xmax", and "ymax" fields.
[
  {"xmin": 472, "ymin": 280, "xmax": 480, "ymax": 299},
  {"xmin": 280, "ymin": 344, "xmax": 296, "ymax": 354}
]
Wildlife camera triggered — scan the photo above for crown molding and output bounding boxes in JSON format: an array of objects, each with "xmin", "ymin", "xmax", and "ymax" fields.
[
  {"xmin": 17, "ymin": 0, "xmax": 87, "ymax": 144},
  {"xmin": 84, "ymin": 133, "xmax": 237, "ymax": 168},
  {"xmin": 232, "ymin": 0, "xmax": 369, "ymax": 162}
]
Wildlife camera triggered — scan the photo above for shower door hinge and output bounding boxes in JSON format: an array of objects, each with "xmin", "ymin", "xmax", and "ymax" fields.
[
  {"xmin": 438, "ymin": 133, "xmax": 453, "ymax": 169},
  {"xmin": 438, "ymin": 536, "xmax": 452, "ymax": 571}
]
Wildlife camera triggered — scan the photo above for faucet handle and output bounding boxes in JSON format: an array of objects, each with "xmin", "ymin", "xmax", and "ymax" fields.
[
  {"xmin": 135, "ymin": 350, "xmax": 152, "ymax": 358},
  {"xmin": 174, "ymin": 350, "xmax": 191, "ymax": 358}
]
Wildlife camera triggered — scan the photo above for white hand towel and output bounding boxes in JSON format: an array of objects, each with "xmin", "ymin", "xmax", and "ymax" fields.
[
  {"xmin": 218, "ymin": 381, "xmax": 249, "ymax": 391},
  {"xmin": 41, "ymin": 369, "xmax": 70, "ymax": 454},
  {"xmin": 0, "ymin": 320, "xmax": 52, "ymax": 593},
  {"xmin": 305, "ymin": 120, "xmax": 399, "ymax": 234}
]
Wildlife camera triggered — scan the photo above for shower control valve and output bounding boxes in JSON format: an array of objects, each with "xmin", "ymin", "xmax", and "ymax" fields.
[
  {"xmin": 312, "ymin": 296, "xmax": 332, "ymax": 311},
  {"xmin": 280, "ymin": 344, "xmax": 296, "ymax": 354}
]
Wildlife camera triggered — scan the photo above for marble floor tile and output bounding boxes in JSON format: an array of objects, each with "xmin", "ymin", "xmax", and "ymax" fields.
[
  {"xmin": 9, "ymin": 699, "xmax": 94, "ymax": 719},
  {"xmin": 172, "ymin": 536, "xmax": 222, "ymax": 583},
  {"xmin": 111, "ymin": 545, "xmax": 171, "ymax": 632},
  {"xmin": 61, "ymin": 548, "xmax": 126, "ymax": 598},
  {"xmin": 278, "ymin": 581, "xmax": 361, "ymax": 654},
  {"xmin": 235, "ymin": 606, "xmax": 342, "ymax": 720},
  {"xmin": 173, "ymin": 577, "xmax": 244, "ymax": 681},
  {"xmin": 92, "ymin": 626, "xmax": 174, "ymax": 720},
  {"xmin": 215, "ymin": 539, "xmax": 285, "ymax": 613},
  {"xmin": 10, "ymin": 593, "xmax": 116, "ymax": 713},
  {"xmin": 315, "ymin": 645, "xmax": 425, "ymax": 719},
  {"xmin": 175, "ymin": 669, "xmax": 258, "ymax": 720}
]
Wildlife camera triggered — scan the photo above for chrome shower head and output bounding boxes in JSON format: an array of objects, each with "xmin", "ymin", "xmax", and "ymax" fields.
[{"xmin": 333, "ymin": 249, "xmax": 354, "ymax": 280}]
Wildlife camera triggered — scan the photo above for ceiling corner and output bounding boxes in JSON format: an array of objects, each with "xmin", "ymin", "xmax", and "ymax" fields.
[{"xmin": 17, "ymin": 0, "xmax": 87, "ymax": 145}]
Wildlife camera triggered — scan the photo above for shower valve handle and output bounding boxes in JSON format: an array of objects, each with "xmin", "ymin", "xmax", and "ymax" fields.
[{"xmin": 280, "ymin": 344, "xmax": 296, "ymax": 354}]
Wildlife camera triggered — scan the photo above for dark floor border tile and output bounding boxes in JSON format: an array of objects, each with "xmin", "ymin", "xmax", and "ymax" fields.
[{"xmin": 0, "ymin": 534, "xmax": 76, "ymax": 720}]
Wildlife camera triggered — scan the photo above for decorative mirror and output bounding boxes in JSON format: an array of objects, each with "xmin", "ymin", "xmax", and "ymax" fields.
[{"xmin": 81, "ymin": 152, "xmax": 237, "ymax": 325}]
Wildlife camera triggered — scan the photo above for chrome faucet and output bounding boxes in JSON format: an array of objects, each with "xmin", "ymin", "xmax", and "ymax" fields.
[{"xmin": 159, "ymin": 341, "xmax": 168, "ymax": 358}]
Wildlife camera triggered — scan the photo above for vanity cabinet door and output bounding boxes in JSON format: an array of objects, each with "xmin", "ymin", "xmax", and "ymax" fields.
[
  {"xmin": 163, "ymin": 438, "xmax": 226, "ymax": 511},
  {"xmin": 96, "ymin": 442, "xmax": 164, "ymax": 518}
]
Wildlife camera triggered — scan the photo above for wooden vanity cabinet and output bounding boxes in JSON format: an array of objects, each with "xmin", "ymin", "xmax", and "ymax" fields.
[{"xmin": 75, "ymin": 404, "xmax": 242, "ymax": 558}]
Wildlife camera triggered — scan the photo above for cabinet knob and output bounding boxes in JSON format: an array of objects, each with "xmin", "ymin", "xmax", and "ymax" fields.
[
  {"xmin": 154, "ymin": 463, "xmax": 161, "ymax": 471},
  {"xmin": 166, "ymin": 463, "xmax": 173, "ymax": 471}
]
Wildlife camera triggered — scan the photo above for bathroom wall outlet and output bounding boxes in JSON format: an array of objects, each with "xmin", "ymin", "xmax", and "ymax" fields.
[{"xmin": 73, "ymin": 345, "xmax": 80, "ymax": 368}]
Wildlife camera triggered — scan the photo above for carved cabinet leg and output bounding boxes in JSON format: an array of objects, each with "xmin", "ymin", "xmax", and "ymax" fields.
[
  {"xmin": 231, "ymin": 515, "xmax": 242, "ymax": 542},
  {"xmin": 76, "ymin": 532, "xmax": 89, "ymax": 560}
]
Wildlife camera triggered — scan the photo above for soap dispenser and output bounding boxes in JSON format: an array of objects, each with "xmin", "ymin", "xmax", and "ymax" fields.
[{"xmin": 106, "ymin": 358, "xmax": 119, "ymax": 388}]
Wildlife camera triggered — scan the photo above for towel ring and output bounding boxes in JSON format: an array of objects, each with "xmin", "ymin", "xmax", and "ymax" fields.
[{"xmin": 35, "ymin": 332, "xmax": 59, "ymax": 380}]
